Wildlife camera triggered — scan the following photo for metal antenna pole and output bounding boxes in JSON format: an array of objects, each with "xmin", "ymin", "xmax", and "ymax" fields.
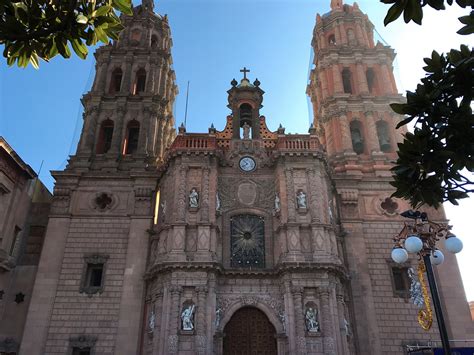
[{"xmin": 184, "ymin": 80, "xmax": 190, "ymax": 128}]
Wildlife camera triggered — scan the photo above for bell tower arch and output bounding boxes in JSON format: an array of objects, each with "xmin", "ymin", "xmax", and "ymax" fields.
[{"xmin": 227, "ymin": 68, "xmax": 265, "ymax": 140}]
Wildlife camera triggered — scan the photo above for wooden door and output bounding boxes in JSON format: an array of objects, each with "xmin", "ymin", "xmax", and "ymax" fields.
[{"xmin": 223, "ymin": 307, "xmax": 277, "ymax": 355}]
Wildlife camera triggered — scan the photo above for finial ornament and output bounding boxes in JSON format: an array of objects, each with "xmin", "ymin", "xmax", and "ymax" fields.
[{"xmin": 331, "ymin": 0, "xmax": 343, "ymax": 10}]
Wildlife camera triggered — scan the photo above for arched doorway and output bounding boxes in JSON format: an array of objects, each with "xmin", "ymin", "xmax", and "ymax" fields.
[{"xmin": 223, "ymin": 307, "xmax": 277, "ymax": 355}]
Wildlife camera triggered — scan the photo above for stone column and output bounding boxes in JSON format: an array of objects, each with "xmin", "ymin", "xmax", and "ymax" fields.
[
  {"xmin": 176, "ymin": 166, "xmax": 187, "ymax": 222},
  {"xmin": 306, "ymin": 168, "xmax": 321, "ymax": 223},
  {"xmin": 336, "ymin": 285, "xmax": 350, "ymax": 355},
  {"xmin": 284, "ymin": 168, "xmax": 296, "ymax": 223},
  {"xmin": 356, "ymin": 63, "xmax": 369, "ymax": 94},
  {"xmin": 332, "ymin": 65, "xmax": 343, "ymax": 93},
  {"xmin": 167, "ymin": 286, "xmax": 182, "ymax": 355},
  {"xmin": 140, "ymin": 107, "xmax": 151, "ymax": 155},
  {"xmin": 78, "ymin": 106, "xmax": 99, "ymax": 155},
  {"xmin": 339, "ymin": 115, "xmax": 353, "ymax": 153},
  {"xmin": 146, "ymin": 60, "xmax": 157, "ymax": 93},
  {"xmin": 122, "ymin": 56, "xmax": 134, "ymax": 94},
  {"xmin": 195, "ymin": 286, "xmax": 208, "ymax": 355},
  {"xmin": 94, "ymin": 60, "xmax": 108, "ymax": 93},
  {"xmin": 109, "ymin": 105, "xmax": 126, "ymax": 155},
  {"xmin": 380, "ymin": 63, "xmax": 394, "ymax": 94},
  {"xmin": 200, "ymin": 167, "xmax": 210, "ymax": 223},
  {"xmin": 291, "ymin": 286, "xmax": 307, "ymax": 355},
  {"xmin": 320, "ymin": 287, "xmax": 336, "ymax": 355},
  {"xmin": 153, "ymin": 291, "xmax": 164, "ymax": 353},
  {"xmin": 319, "ymin": 67, "xmax": 329, "ymax": 100},
  {"xmin": 365, "ymin": 111, "xmax": 381, "ymax": 154}
]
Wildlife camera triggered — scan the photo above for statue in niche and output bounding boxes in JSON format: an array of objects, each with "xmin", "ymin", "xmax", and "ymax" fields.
[
  {"xmin": 242, "ymin": 122, "xmax": 251, "ymax": 139},
  {"xmin": 343, "ymin": 318, "xmax": 351, "ymax": 336},
  {"xmin": 189, "ymin": 188, "xmax": 199, "ymax": 208},
  {"xmin": 305, "ymin": 307, "xmax": 320, "ymax": 332},
  {"xmin": 181, "ymin": 304, "xmax": 195, "ymax": 331},
  {"xmin": 279, "ymin": 310, "xmax": 287, "ymax": 332},
  {"xmin": 274, "ymin": 194, "xmax": 281, "ymax": 213},
  {"xmin": 296, "ymin": 191, "xmax": 307, "ymax": 209},
  {"xmin": 148, "ymin": 309, "xmax": 155, "ymax": 332},
  {"xmin": 215, "ymin": 307, "xmax": 222, "ymax": 327},
  {"xmin": 216, "ymin": 192, "xmax": 221, "ymax": 212}
]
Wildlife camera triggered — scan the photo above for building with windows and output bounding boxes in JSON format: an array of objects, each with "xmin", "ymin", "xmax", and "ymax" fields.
[{"xmin": 3, "ymin": 0, "xmax": 473, "ymax": 354}]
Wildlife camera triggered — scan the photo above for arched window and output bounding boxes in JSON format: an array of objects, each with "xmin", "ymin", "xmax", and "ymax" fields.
[
  {"xmin": 96, "ymin": 120, "xmax": 114, "ymax": 154},
  {"xmin": 342, "ymin": 68, "xmax": 353, "ymax": 94},
  {"xmin": 239, "ymin": 104, "xmax": 252, "ymax": 139},
  {"xmin": 109, "ymin": 68, "xmax": 122, "ymax": 94},
  {"xmin": 151, "ymin": 35, "xmax": 159, "ymax": 49},
  {"xmin": 123, "ymin": 120, "xmax": 140, "ymax": 154},
  {"xmin": 328, "ymin": 34, "xmax": 336, "ymax": 46},
  {"xmin": 133, "ymin": 68, "xmax": 147, "ymax": 94},
  {"xmin": 366, "ymin": 68, "xmax": 376, "ymax": 93},
  {"xmin": 350, "ymin": 120, "xmax": 364, "ymax": 154},
  {"xmin": 376, "ymin": 120, "xmax": 391, "ymax": 152}
]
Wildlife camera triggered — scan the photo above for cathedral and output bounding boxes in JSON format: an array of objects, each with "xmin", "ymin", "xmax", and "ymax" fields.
[{"xmin": 0, "ymin": 0, "xmax": 473, "ymax": 354}]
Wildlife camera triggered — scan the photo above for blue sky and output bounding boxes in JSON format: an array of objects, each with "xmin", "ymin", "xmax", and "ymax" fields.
[{"xmin": 1, "ymin": 1, "xmax": 473, "ymax": 300}]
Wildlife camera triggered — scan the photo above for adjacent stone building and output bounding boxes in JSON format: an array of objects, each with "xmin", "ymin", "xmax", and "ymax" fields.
[
  {"xmin": 0, "ymin": 137, "xmax": 52, "ymax": 353},
  {"xmin": 10, "ymin": 0, "xmax": 474, "ymax": 354}
]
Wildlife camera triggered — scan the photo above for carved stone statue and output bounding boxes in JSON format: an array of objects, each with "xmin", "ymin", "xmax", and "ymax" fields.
[
  {"xmin": 148, "ymin": 310, "xmax": 155, "ymax": 332},
  {"xmin": 343, "ymin": 318, "xmax": 351, "ymax": 336},
  {"xmin": 181, "ymin": 304, "xmax": 195, "ymax": 331},
  {"xmin": 216, "ymin": 192, "xmax": 221, "ymax": 212},
  {"xmin": 279, "ymin": 310, "xmax": 286, "ymax": 332},
  {"xmin": 274, "ymin": 194, "xmax": 281, "ymax": 213},
  {"xmin": 189, "ymin": 188, "xmax": 199, "ymax": 208},
  {"xmin": 296, "ymin": 191, "xmax": 307, "ymax": 209},
  {"xmin": 242, "ymin": 122, "xmax": 251, "ymax": 139},
  {"xmin": 305, "ymin": 307, "xmax": 320, "ymax": 332},
  {"xmin": 215, "ymin": 307, "xmax": 222, "ymax": 327}
]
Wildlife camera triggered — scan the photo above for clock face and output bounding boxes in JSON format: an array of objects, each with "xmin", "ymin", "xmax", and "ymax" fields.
[{"xmin": 239, "ymin": 157, "xmax": 256, "ymax": 172}]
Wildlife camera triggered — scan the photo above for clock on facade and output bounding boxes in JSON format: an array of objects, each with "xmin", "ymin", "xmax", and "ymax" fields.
[{"xmin": 239, "ymin": 156, "xmax": 256, "ymax": 172}]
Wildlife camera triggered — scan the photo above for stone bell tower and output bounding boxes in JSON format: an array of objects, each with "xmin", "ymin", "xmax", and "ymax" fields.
[
  {"xmin": 307, "ymin": 1, "xmax": 474, "ymax": 354},
  {"xmin": 72, "ymin": 0, "xmax": 177, "ymax": 169},
  {"xmin": 20, "ymin": 2, "xmax": 178, "ymax": 354}
]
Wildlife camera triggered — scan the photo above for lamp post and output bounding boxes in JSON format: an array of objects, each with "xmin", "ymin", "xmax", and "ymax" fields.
[{"xmin": 391, "ymin": 210, "xmax": 463, "ymax": 355}]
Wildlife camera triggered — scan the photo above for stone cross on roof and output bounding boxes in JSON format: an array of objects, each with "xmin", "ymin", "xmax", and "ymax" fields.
[{"xmin": 240, "ymin": 67, "xmax": 250, "ymax": 80}]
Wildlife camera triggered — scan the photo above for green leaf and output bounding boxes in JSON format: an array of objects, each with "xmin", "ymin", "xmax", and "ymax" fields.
[
  {"xmin": 29, "ymin": 52, "xmax": 39, "ymax": 69},
  {"xmin": 112, "ymin": 0, "xmax": 133, "ymax": 15},
  {"xmin": 94, "ymin": 5, "xmax": 112, "ymax": 17},
  {"xmin": 70, "ymin": 38, "xmax": 88, "ymax": 59},
  {"xmin": 384, "ymin": 1, "xmax": 406, "ymax": 26},
  {"xmin": 76, "ymin": 14, "xmax": 88, "ymax": 24}
]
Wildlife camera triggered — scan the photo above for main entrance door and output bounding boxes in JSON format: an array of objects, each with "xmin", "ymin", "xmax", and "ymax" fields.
[{"xmin": 223, "ymin": 307, "xmax": 277, "ymax": 355}]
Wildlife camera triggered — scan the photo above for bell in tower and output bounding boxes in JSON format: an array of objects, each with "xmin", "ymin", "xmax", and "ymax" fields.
[{"xmin": 227, "ymin": 67, "xmax": 265, "ymax": 140}]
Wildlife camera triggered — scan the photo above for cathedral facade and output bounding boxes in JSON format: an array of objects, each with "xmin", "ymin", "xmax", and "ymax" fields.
[{"xmin": 5, "ymin": 0, "xmax": 472, "ymax": 354}]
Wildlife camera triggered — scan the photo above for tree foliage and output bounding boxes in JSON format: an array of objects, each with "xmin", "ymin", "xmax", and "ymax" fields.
[
  {"xmin": 0, "ymin": 0, "xmax": 132, "ymax": 69},
  {"xmin": 381, "ymin": 0, "xmax": 474, "ymax": 208}
]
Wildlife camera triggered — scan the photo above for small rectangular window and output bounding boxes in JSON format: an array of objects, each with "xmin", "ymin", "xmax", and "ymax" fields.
[
  {"xmin": 80, "ymin": 254, "xmax": 108, "ymax": 295},
  {"xmin": 391, "ymin": 267, "xmax": 410, "ymax": 297}
]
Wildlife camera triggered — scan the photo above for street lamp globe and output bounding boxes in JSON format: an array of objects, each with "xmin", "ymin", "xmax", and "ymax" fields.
[
  {"xmin": 445, "ymin": 235, "xmax": 463, "ymax": 254},
  {"xmin": 391, "ymin": 247, "xmax": 409, "ymax": 264},
  {"xmin": 405, "ymin": 235, "xmax": 423, "ymax": 253},
  {"xmin": 431, "ymin": 249, "xmax": 445, "ymax": 266}
]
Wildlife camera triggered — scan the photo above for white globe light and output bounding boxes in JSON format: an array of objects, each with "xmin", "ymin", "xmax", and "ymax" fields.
[
  {"xmin": 431, "ymin": 249, "xmax": 444, "ymax": 265},
  {"xmin": 404, "ymin": 235, "xmax": 423, "ymax": 253},
  {"xmin": 391, "ymin": 248, "xmax": 409, "ymax": 264},
  {"xmin": 445, "ymin": 235, "xmax": 463, "ymax": 254}
]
